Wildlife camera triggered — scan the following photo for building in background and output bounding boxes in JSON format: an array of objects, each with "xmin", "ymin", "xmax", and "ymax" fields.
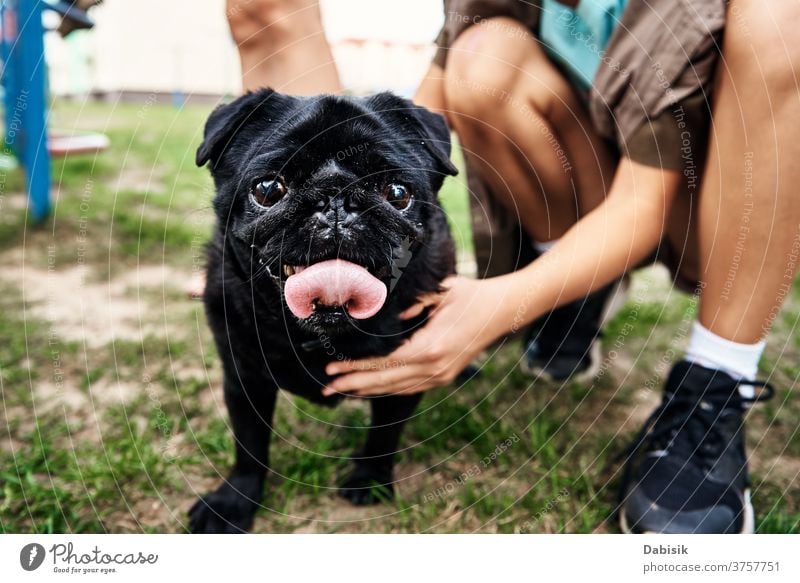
[{"xmin": 45, "ymin": 0, "xmax": 443, "ymax": 100}]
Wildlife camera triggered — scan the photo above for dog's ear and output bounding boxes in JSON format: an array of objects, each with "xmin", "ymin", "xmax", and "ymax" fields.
[
  {"xmin": 368, "ymin": 93, "xmax": 459, "ymax": 177},
  {"xmin": 196, "ymin": 88, "xmax": 284, "ymax": 167}
]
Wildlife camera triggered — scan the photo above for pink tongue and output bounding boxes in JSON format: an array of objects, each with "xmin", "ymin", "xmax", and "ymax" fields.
[{"xmin": 284, "ymin": 259, "xmax": 387, "ymax": 320}]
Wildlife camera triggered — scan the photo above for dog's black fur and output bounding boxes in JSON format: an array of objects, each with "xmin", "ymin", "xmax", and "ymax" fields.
[{"xmin": 189, "ymin": 88, "xmax": 458, "ymax": 533}]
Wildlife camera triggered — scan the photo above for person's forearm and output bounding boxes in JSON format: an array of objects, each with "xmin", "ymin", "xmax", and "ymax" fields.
[{"xmin": 489, "ymin": 160, "xmax": 682, "ymax": 336}]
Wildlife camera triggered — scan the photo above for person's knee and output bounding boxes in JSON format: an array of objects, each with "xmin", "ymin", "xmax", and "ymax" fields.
[
  {"xmin": 444, "ymin": 17, "xmax": 579, "ymax": 134},
  {"xmin": 443, "ymin": 18, "xmax": 530, "ymax": 123},
  {"xmin": 227, "ymin": 0, "xmax": 284, "ymax": 44},
  {"xmin": 227, "ymin": 0, "xmax": 319, "ymax": 48}
]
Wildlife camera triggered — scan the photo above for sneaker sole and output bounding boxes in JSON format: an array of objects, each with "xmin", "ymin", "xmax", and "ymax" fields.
[
  {"xmin": 618, "ymin": 489, "xmax": 755, "ymax": 534},
  {"xmin": 521, "ymin": 277, "xmax": 630, "ymax": 384}
]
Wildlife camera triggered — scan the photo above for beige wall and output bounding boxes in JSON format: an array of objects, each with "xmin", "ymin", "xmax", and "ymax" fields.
[{"xmin": 46, "ymin": 0, "xmax": 443, "ymax": 98}]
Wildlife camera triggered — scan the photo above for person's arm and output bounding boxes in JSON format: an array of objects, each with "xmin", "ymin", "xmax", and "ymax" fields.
[
  {"xmin": 322, "ymin": 159, "xmax": 682, "ymax": 396},
  {"xmin": 496, "ymin": 159, "xmax": 681, "ymax": 331}
]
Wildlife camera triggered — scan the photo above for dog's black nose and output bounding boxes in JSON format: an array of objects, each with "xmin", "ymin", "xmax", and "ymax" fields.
[
  {"xmin": 314, "ymin": 191, "xmax": 363, "ymax": 212},
  {"xmin": 311, "ymin": 160, "xmax": 368, "ymax": 212},
  {"xmin": 314, "ymin": 195, "xmax": 358, "ymax": 236}
]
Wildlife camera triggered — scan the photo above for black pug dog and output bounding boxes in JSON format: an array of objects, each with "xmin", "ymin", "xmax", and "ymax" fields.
[{"xmin": 189, "ymin": 88, "xmax": 458, "ymax": 533}]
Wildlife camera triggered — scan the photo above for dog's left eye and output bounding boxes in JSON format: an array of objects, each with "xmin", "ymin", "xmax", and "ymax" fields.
[
  {"xmin": 382, "ymin": 183, "xmax": 412, "ymax": 210},
  {"xmin": 251, "ymin": 177, "xmax": 287, "ymax": 208}
]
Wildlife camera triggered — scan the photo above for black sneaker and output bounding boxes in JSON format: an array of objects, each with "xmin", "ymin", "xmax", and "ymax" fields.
[
  {"xmin": 521, "ymin": 279, "xmax": 627, "ymax": 382},
  {"xmin": 619, "ymin": 360, "xmax": 774, "ymax": 534}
]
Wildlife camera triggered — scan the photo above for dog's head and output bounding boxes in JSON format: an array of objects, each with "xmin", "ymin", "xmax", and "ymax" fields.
[{"xmin": 197, "ymin": 88, "xmax": 458, "ymax": 334}]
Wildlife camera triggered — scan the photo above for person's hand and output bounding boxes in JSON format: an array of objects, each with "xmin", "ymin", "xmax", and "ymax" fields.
[{"xmin": 321, "ymin": 275, "xmax": 511, "ymax": 397}]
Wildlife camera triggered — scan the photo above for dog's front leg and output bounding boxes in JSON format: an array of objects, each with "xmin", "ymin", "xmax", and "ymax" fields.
[
  {"xmin": 338, "ymin": 394, "xmax": 422, "ymax": 505},
  {"xmin": 189, "ymin": 375, "xmax": 277, "ymax": 533}
]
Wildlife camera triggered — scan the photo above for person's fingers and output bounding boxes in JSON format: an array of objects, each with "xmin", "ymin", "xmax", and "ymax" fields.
[
  {"xmin": 325, "ymin": 332, "xmax": 433, "ymax": 375},
  {"xmin": 326, "ymin": 355, "xmax": 403, "ymax": 375},
  {"xmin": 365, "ymin": 330, "xmax": 440, "ymax": 365},
  {"xmin": 322, "ymin": 364, "xmax": 428, "ymax": 396},
  {"xmin": 398, "ymin": 276, "xmax": 459, "ymax": 320},
  {"xmin": 349, "ymin": 378, "xmax": 434, "ymax": 397},
  {"xmin": 398, "ymin": 301, "xmax": 428, "ymax": 320},
  {"xmin": 399, "ymin": 293, "xmax": 442, "ymax": 320},
  {"xmin": 340, "ymin": 373, "xmax": 435, "ymax": 397},
  {"xmin": 324, "ymin": 276, "xmax": 466, "ymax": 385}
]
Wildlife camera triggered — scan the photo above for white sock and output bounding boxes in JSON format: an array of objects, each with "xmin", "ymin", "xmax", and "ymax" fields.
[
  {"xmin": 685, "ymin": 321, "xmax": 766, "ymax": 398},
  {"xmin": 533, "ymin": 238, "xmax": 559, "ymax": 255}
]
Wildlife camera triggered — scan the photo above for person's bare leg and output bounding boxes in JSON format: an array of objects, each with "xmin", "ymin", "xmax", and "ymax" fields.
[
  {"xmin": 621, "ymin": 0, "xmax": 800, "ymax": 535},
  {"xmin": 226, "ymin": 0, "xmax": 341, "ymax": 94},
  {"xmin": 698, "ymin": 0, "xmax": 800, "ymax": 344},
  {"xmin": 189, "ymin": 1, "xmax": 341, "ymax": 299},
  {"xmin": 414, "ymin": 63, "xmax": 447, "ymax": 114},
  {"xmin": 443, "ymin": 18, "xmax": 615, "ymax": 242}
]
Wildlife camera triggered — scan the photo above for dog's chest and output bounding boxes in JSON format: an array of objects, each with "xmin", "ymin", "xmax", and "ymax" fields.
[{"xmin": 249, "ymin": 318, "xmax": 407, "ymax": 403}]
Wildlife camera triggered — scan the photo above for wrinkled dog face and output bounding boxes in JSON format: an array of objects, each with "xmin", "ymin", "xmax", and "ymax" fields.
[{"xmin": 197, "ymin": 89, "xmax": 457, "ymax": 333}]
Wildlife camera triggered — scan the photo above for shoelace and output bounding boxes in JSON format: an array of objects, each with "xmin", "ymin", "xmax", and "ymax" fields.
[{"xmin": 615, "ymin": 377, "xmax": 774, "ymax": 510}]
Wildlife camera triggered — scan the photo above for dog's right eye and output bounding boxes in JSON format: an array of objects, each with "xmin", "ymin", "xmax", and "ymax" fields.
[
  {"xmin": 382, "ymin": 183, "xmax": 412, "ymax": 210},
  {"xmin": 251, "ymin": 177, "xmax": 287, "ymax": 208}
]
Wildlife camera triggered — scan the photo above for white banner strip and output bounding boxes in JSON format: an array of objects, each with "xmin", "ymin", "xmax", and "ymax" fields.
[{"xmin": 1, "ymin": 534, "xmax": 798, "ymax": 582}]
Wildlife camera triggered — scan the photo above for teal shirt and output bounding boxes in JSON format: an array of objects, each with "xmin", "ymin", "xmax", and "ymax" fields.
[{"xmin": 540, "ymin": 0, "xmax": 629, "ymax": 91}]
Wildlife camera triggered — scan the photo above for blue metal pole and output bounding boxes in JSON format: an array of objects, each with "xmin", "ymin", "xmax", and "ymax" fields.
[
  {"xmin": 2, "ymin": 0, "xmax": 21, "ymax": 159},
  {"xmin": 16, "ymin": 0, "xmax": 50, "ymax": 221}
]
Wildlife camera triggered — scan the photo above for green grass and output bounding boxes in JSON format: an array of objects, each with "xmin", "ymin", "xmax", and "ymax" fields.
[{"xmin": 1, "ymin": 100, "xmax": 799, "ymax": 533}]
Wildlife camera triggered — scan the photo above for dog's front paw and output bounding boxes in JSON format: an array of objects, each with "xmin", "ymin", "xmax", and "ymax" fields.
[
  {"xmin": 338, "ymin": 463, "xmax": 395, "ymax": 506},
  {"xmin": 188, "ymin": 474, "xmax": 263, "ymax": 533}
]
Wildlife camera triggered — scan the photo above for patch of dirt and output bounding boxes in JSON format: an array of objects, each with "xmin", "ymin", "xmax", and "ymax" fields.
[
  {"xmin": 752, "ymin": 456, "xmax": 800, "ymax": 489},
  {"xmin": 89, "ymin": 379, "xmax": 142, "ymax": 408},
  {"xmin": 105, "ymin": 493, "xmax": 187, "ymax": 534},
  {"xmin": 1, "ymin": 192, "xmax": 28, "ymax": 212},
  {"xmin": 283, "ymin": 498, "xmax": 379, "ymax": 533},
  {"xmin": 34, "ymin": 379, "xmax": 89, "ymax": 412},
  {"xmin": 0, "ymin": 258, "xmax": 192, "ymax": 348},
  {"xmin": 32, "ymin": 376, "xmax": 139, "ymax": 411}
]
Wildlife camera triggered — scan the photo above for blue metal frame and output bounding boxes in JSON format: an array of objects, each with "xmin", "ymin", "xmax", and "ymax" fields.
[{"xmin": 1, "ymin": 0, "xmax": 51, "ymax": 222}]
